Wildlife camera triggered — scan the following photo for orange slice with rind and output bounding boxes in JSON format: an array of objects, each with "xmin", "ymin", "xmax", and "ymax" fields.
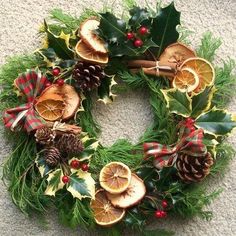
[
  {"xmin": 75, "ymin": 40, "xmax": 108, "ymax": 64},
  {"xmin": 99, "ymin": 162, "xmax": 131, "ymax": 194},
  {"xmin": 173, "ymin": 67, "xmax": 200, "ymax": 93},
  {"xmin": 91, "ymin": 189, "xmax": 125, "ymax": 226}
]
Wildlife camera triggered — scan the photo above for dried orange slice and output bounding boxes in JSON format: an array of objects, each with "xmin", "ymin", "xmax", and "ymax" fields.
[
  {"xmin": 91, "ymin": 189, "xmax": 125, "ymax": 226},
  {"xmin": 79, "ymin": 18, "xmax": 107, "ymax": 54},
  {"xmin": 35, "ymin": 93, "xmax": 65, "ymax": 121},
  {"xmin": 99, "ymin": 162, "xmax": 131, "ymax": 194},
  {"xmin": 173, "ymin": 67, "xmax": 199, "ymax": 93},
  {"xmin": 180, "ymin": 57, "xmax": 215, "ymax": 93},
  {"xmin": 75, "ymin": 40, "xmax": 108, "ymax": 64}
]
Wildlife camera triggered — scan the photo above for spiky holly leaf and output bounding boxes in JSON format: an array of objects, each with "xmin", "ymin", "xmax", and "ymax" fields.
[
  {"xmin": 151, "ymin": 2, "xmax": 180, "ymax": 57},
  {"xmin": 44, "ymin": 21, "xmax": 74, "ymax": 59},
  {"xmin": 45, "ymin": 169, "xmax": 64, "ymax": 196},
  {"xmin": 97, "ymin": 75, "xmax": 117, "ymax": 104},
  {"xmin": 195, "ymin": 108, "xmax": 236, "ymax": 136},
  {"xmin": 129, "ymin": 7, "xmax": 149, "ymax": 29},
  {"xmin": 67, "ymin": 170, "xmax": 95, "ymax": 200},
  {"xmin": 203, "ymin": 138, "xmax": 218, "ymax": 158},
  {"xmin": 191, "ymin": 86, "xmax": 216, "ymax": 118},
  {"xmin": 161, "ymin": 88, "xmax": 192, "ymax": 117},
  {"xmin": 35, "ymin": 151, "xmax": 53, "ymax": 177},
  {"xmin": 36, "ymin": 48, "xmax": 57, "ymax": 67}
]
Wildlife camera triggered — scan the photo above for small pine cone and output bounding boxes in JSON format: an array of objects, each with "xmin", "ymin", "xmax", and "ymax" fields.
[
  {"xmin": 56, "ymin": 133, "xmax": 84, "ymax": 156},
  {"xmin": 35, "ymin": 126, "xmax": 56, "ymax": 145},
  {"xmin": 45, "ymin": 147, "xmax": 61, "ymax": 167},
  {"xmin": 176, "ymin": 152, "xmax": 214, "ymax": 183},
  {"xmin": 72, "ymin": 61, "xmax": 105, "ymax": 91}
]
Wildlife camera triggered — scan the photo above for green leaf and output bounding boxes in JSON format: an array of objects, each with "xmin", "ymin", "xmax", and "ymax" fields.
[
  {"xmin": 35, "ymin": 151, "xmax": 53, "ymax": 177},
  {"xmin": 67, "ymin": 170, "xmax": 95, "ymax": 200},
  {"xmin": 151, "ymin": 2, "xmax": 180, "ymax": 57},
  {"xmin": 195, "ymin": 108, "xmax": 236, "ymax": 136},
  {"xmin": 191, "ymin": 86, "xmax": 216, "ymax": 118},
  {"xmin": 45, "ymin": 169, "xmax": 64, "ymax": 196},
  {"xmin": 97, "ymin": 75, "xmax": 117, "ymax": 104},
  {"xmin": 44, "ymin": 21, "xmax": 74, "ymax": 59},
  {"xmin": 161, "ymin": 88, "xmax": 192, "ymax": 117},
  {"xmin": 129, "ymin": 7, "xmax": 149, "ymax": 28}
]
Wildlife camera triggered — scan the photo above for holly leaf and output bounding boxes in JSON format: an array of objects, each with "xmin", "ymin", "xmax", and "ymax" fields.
[
  {"xmin": 67, "ymin": 170, "xmax": 95, "ymax": 200},
  {"xmin": 35, "ymin": 152, "xmax": 54, "ymax": 177},
  {"xmin": 195, "ymin": 108, "xmax": 236, "ymax": 136},
  {"xmin": 151, "ymin": 2, "xmax": 180, "ymax": 57},
  {"xmin": 161, "ymin": 88, "xmax": 192, "ymax": 117},
  {"xmin": 97, "ymin": 75, "xmax": 117, "ymax": 104},
  {"xmin": 36, "ymin": 48, "xmax": 57, "ymax": 67},
  {"xmin": 45, "ymin": 169, "xmax": 64, "ymax": 196},
  {"xmin": 129, "ymin": 7, "xmax": 149, "ymax": 29},
  {"xmin": 44, "ymin": 21, "xmax": 74, "ymax": 59},
  {"xmin": 191, "ymin": 86, "xmax": 216, "ymax": 118}
]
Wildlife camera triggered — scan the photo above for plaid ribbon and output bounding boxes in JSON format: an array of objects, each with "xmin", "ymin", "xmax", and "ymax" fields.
[
  {"xmin": 143, "ymin": 121, "xmax": 207, "ymax": 169},
  {"xmin": 3, "ymin": 70, "xmax": 48, "ymax": 132}
]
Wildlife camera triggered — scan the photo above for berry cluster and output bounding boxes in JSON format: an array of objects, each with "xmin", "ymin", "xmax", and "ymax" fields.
[
  {"xmin": 45, "ymin": 68, "xmax": 65, "ymax": 87},
  {"xmin": 154, "ymin": 199, "xmax": 168, "ymax": 219},
  {"xmin": 126, "ymin": 26, "xmax": 149, "ymax": 48}
]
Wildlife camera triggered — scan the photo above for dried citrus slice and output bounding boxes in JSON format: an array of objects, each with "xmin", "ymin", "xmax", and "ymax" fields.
[
  {"xmin": 99, "ymin": 162, "xmax": 131, "ymax": 194},
  {"xmin": 173, "ymin": 67, "xmax": 200, "ymax": 93},
  {"xmin": 106, "ymin": 174, "xmax": 146, "ymax": 209},
  {"xmin": 75, "ymin": 40, "xmax": 108, "ymax": 64},
  {"xmin": 35, "ymin": 93, "xmax": 65, "ymax": 121},
  {"xmin": 180, "ymin": 57, "xmax": 215, "ymax": 93},
  {"xmin": 79, "ymin": 18, "xmax": 107, "ymax": 54},
  {"xmin": 39, "ymin": 84, "xmax": 80, "ymax": 120},
  {"xmin": 159, "ymin": 42, "xmax": 196, "ymax": 66},
  {"xmin": 91, "ymin": 189, "xmax": 125, "ymax": 226}
]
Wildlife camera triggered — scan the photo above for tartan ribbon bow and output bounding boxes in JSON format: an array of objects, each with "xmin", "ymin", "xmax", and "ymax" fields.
[
  {"xmin": 3, "ymin": 70, "xmax": 48, "ymax": 132},
  {"xmin": 143, "ymin": 122, "xmax": 207, "ymax": 169}
]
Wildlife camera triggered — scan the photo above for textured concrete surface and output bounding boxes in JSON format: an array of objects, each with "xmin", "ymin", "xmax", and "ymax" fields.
[{"xmin": 0, "ymin": 0, "xmax": 235, "ymax": 235}]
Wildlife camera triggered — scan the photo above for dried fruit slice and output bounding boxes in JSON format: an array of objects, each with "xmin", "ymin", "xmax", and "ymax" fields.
[
  {"xmin": 39, "ymin": 84, "xmax": 80, "ymax": 120},
  {"xmin": 79, "ymin": 18, "xmax": 107, "ymax": 54},
  {"xmin": 99, "ymin": 162, "xmax": 131, "ymax": 194},
  {"xmin": 35, "ymin": 93, "xmax": 65, "ymax": 121},
  {"xmin": 106, "ymin": 174, "xmax": 146, "ymax": 209},
  {"xmin": 91, "ymin": 189, "xmax": 125, "ymax": 226},
  {"xmin": 75, "ymin": 40, "xmax": 108, "ymax": 64},
  {"xmin": 159, "ymin": 42, "xmax": 196, "ymax": 67},
  {"xmin": 180, "ymin": 57, "xmax": 215, "ymax": 93},
  {"xmin": 173, "ymin": 67, "xmax": 200, "ymax": 93}
]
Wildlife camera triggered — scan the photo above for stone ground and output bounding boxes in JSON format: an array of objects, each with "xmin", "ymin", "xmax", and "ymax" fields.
[{"xmin": 0, "ymin": 0, "xmax": 235, "ymax": 235}]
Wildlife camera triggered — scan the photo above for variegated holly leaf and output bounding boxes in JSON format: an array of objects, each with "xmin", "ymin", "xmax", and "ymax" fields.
[
  {"xmin": 161, "ymin": 88, "xmax": 192, "ymax": 117},
  {"xmin": 97, "ymin": 75, "xmax": 117, "ymax": 104},
  {"xmin": 45, "ymin": 169, "xmax": 64, "ymax": 196},
  {"xmin": 203, "ymin": 137, "xmax": 219, "ymax": 158},
  {"xmin": 67, "ymin": 170, "xmax": 95, "ymax": 200},
  {"xmin": 36, "ymin": 48, "xmax": 57, "ymax": 67},
  {"xmin": 44, "ymin": 21, "xmax": 74, "ymax": 59},
  {"xmin": 195, "ymin": 108, "xmax": 236, "ymax": 136},
  {"xmin": 191, "ymin": 86, "xmax": 216, "ymax": 118},
  {"xmin": 35, "ymin": 150, "xmax": 54, "ymax": 177}
]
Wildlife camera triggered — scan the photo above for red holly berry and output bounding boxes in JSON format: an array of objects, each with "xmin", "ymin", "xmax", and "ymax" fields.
[
  {"xmin": 155, "ymin": 210, "xmax": 163, "ymax": 218},
  {"xmin": 134, "ymin": 39, "xmax": 143, "ymax": 47},
  {"xmin": 70, "ymin": 160, "xmax": 80, "ymax": 169},
  {"xmin": 186, "ymin": 117, "xmax": 195, "ymax": 124},
  {"xmin": 45, "ymin": 82, "xmax": 52, "ymax": 87},
  {"xmin": 139, "ymin": 26, "xmax": 148, "ymax": 35},
  {"xmin": 160, "ymin": 210, "xmax": 167, "ymax": 218},
  {"xmin": 162, "ymin": 199, "xmax": 168, "ymax": 208},
  {"xmin": 62, "ymin": 175, "xmax": 70, "ymax": 184},
  {"xmin": 81, "ymin": 163, "xmax": 89, "ymax": 171},
  {"xmin": 190, "ymin": 126, "xmax": 196, "ymax": 132},
  {"xmin": 56, "ymin": 79, "xmax": 65, "ymax": 86},
  {"xmin": 52, "ymin": 68, "xmax": 61, "ymax": 76},
  {"xmin": 126, "ymin": 32, "xmax": 134, "ymax": 40}
]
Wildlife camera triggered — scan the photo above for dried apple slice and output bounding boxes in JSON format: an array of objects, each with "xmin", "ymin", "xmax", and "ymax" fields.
[
  {"xmin": 159, "ymin": 42, "xmax": 196, "ymax": 67},
  {"xmin": 106, "ymin": 174, "xmax": 146, "ymax": 209},
  {"xmin": 79, "ymin": 18, "xmax": 107, "ymax": 54}
]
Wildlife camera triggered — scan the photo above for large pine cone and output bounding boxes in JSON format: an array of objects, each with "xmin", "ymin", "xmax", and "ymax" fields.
[
  {"xmin": 72, "ymin": 61, "xmax": 105, "ymax": 91},
  {"xmin": 176, "ymin": 152, "xmax": 214, "ymax": 183},
  {"xmin": 35, "ymin": 126, "xmax": 56, "ymax": 145},
  {"xmin": 56, "ymin": 133, "xmax": 84, "ymax": 156},
  {"xmin": 45, "ymin": 147, "xmax": 61, "ymax": 167}
]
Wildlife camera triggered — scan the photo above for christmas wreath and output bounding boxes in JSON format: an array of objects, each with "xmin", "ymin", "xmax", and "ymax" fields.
[{"xmin": 1, "ymin": 1, "xmax": 236, "ymax": 235}]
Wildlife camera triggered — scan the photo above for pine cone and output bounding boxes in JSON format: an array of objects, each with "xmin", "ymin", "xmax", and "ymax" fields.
[
  {"xmin": 176, "ymin": 152, "xmax": 214, "ymax": 183},
  {"xmin": 45, "ymin": 147, "xmax": 61, "ymax": 167},
  {"xmin": 72, "ymin": 61, "xmax": 105, "ymax": 91},
  {"xmin": 56, "ymin": 133, "xmax": 84, "ymax": 156},
  {"xmin": 35, "ymin": 126, "xmax": 56, "ymax": 145}
]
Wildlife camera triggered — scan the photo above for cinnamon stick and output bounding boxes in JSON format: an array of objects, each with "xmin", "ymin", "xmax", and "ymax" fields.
[{"xmin": 46, "ymin": 122, "xmax": 82, "ymax": 135}]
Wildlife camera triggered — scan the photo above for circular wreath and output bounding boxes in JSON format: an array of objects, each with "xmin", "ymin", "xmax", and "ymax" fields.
[{"xmin": 1, "ymin": 2, "xmax": 235, "ymax": 235}]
